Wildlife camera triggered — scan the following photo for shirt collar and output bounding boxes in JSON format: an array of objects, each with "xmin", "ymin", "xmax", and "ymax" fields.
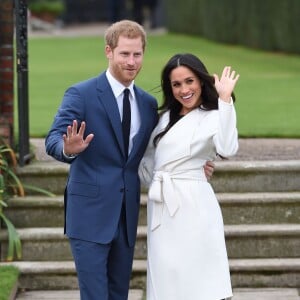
[{"xmin": 106, "ymin": 69, "xmax": 134, "ymax": 98}]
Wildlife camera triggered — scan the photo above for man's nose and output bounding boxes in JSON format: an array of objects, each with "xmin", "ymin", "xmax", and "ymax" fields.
[{"xmin": 126, "ymin": 55, "xmax": 135, "ymax": 65}]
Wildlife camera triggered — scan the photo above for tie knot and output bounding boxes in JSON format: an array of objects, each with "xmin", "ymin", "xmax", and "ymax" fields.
[{"xmin": 124, "ymin": 88, "xmax": 130, "ymax": 98}]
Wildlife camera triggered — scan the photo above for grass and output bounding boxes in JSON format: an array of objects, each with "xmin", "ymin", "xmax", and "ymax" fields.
[
  {"xmin": 0, "ymin": 265, "xmax": 19, "ymax": 300},
  {"xmin": 18, "ymin": 33, "xmax": 300, "ymax": 138}
]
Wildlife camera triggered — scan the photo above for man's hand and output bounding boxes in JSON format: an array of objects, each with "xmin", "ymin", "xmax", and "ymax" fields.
[
  {"xmin": 63, "ymin": 120, "xmax": 94, "ymax": 156},
  {"xmin": 204, "ymin": 161, "xmax": 215, "ymax": 181}
]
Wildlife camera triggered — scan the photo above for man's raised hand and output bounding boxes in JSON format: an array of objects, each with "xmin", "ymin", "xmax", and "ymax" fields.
[{"xmin": 63, "ymin": 120, "xmax": 94, "ymax": 156}]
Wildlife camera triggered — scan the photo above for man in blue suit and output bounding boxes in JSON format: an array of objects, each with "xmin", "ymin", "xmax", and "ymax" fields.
[{"xmin": 45, "ymin": 20, "xmax": 158, "ymax": 299}]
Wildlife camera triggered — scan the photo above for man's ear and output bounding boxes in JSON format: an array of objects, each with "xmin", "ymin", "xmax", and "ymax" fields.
[{"xmin": 105, "ymin": 45, "xmax": 112, "ymax": 59}]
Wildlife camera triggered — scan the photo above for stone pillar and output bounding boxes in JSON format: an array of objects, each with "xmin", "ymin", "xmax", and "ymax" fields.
[{"xmin": 0, "ymin": 0, "xmax": 14, "ymax": 146}]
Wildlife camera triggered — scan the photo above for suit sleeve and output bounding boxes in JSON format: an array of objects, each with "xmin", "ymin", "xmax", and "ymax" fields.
[{"xmin": 45, "ymin": 87, "xmax": 85, "ymax": 163}]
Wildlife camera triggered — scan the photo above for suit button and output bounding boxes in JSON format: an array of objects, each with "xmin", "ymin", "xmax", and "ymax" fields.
[{"xmin": 119, "ymin": 188, "xmax": 124, "ymax": 192}]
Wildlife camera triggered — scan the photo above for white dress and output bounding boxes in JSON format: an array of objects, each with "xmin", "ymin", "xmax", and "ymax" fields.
[{"xmin": 139, "ymin": 99, "xmax": 238, "ymax": 300}]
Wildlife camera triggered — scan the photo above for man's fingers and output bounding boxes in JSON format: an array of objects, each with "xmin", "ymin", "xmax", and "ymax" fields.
[
  {"xmin": 85, "ymin": 134, "xmax": 94, "ymax": 144},
  {"xmin": 78, "ymin": 121, "xmax": 86, "ymax": 136},
  {"xmin": 67, "ymin": 120, "xmax": 86, "ymax": 138},
  {"xmin": 204, "ymin": 160, "xmax": 215, "ymax": 180},
  {"xmin": 206, "ymin": 160, "xmax": 215, "ymax": 168},
  {"xmin": 67, "ymin": 125, "xmax": 72, "ymax": 137},
  {"xmin": 71, "ymin": 120, "xmax": 78, "ymax": 135},
  {"xmin": 205, "ymin": 167, "xmax": 213, "ymax": 177}
]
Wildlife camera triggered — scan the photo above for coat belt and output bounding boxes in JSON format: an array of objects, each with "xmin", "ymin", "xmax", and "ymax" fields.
[{"xmin": 148, "ymin": 169, "xmax": 207, "ymax": 231}]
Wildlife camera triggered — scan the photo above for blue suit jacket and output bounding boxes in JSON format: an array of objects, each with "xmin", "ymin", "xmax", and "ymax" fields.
[{"xmin": 45, "ymin": 72, "xmax": 158, "ymax": 247}]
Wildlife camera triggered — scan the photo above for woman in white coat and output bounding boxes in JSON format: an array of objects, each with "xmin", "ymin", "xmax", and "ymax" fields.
[{"xmin": 139, "ymin": 53, "xmax": 240, "ymax": 300}]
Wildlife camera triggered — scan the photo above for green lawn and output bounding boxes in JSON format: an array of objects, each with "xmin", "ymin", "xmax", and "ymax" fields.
[
  {"xmin": 0, "ymin": 265, "xmax": 19, "ymax": 300},
  {"xmin": 19, "ymin": 33, "xmax": 300, "ymax": 137}
]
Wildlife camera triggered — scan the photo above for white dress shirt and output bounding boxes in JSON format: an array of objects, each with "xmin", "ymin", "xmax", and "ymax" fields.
[{"xmin": 106, "ymin": 70, "xmax": 141, "ymax": 154}]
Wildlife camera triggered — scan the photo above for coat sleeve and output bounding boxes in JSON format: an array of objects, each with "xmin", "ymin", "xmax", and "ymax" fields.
[{"xmin": 213, "ymin": 98, "xmax": 239, "ymax": 157}]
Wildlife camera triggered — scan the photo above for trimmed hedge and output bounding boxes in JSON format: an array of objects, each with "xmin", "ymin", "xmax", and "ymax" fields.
[{"xmin": 165, "ymin": 0, "xmax": 300, "ymax": 53}]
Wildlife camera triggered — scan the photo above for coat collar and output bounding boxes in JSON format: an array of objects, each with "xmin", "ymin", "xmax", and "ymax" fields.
[{"xmin": 154, "ymin": 109, "xmax": 207, "ymax": 168}]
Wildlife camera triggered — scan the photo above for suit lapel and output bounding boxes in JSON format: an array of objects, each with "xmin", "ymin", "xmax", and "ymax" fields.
[{"xmin": 96, "ymin": 74, "xmax": 126, "ymax": 158}]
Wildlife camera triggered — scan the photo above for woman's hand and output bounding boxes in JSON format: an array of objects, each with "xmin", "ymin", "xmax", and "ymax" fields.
[
  {"xmin": 213, "ymin": 66, "xmax": 240, "ymax": 102},
  {"xmin": 63, "ymin": 120, "xmax": 94, "ymax": 156}
]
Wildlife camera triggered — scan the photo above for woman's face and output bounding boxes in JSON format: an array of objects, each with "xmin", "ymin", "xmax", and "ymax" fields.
[{"xmin": 169, "ymin": 66, "xmax": 202, "ymax": 115}]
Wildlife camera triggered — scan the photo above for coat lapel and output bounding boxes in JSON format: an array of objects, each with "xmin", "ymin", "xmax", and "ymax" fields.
[{"xmin": 154, "ymin": 109, "xmax": 207, "ymax": 168}]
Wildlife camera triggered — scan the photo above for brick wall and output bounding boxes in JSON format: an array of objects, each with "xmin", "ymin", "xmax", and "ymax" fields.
[{"xmin": 0, "ymin": 0, "xmax": 14, "ymax": 145}]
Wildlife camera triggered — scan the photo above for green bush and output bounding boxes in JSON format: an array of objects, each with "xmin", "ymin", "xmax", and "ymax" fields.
[
  {"xmin": 29, "ymin": 0, "xmax": 64, "ymax": 16},
  {"xmin": 165, "ymin": 0, "xmax": 300, "ymax": 54}
]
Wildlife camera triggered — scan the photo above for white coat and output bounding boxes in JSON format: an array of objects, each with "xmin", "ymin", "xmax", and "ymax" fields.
[{"xmin": 139, "ymin": 99, "xmax": 238, "ymax": 300}]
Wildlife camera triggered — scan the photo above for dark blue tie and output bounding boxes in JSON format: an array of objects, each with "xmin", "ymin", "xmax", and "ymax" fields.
[{"xmin": 122, "ymin": 88, "xmax": 131, "ymax": 159}]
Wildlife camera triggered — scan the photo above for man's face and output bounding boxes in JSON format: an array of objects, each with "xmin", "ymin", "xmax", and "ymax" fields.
[{"xmin": 106, "ymin": 35, "xmax": 144, "ymax": 86}]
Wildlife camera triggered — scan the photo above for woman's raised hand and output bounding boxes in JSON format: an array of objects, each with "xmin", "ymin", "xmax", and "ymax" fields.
[{"xmin": 213, "ymin": 66, "xmax": 240, "ymax": 102}]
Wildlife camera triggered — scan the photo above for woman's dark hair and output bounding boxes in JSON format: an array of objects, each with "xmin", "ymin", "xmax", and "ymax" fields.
[{"xmin": 153, "ymin": 53, "xmax": 236, "ymax": 146}]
